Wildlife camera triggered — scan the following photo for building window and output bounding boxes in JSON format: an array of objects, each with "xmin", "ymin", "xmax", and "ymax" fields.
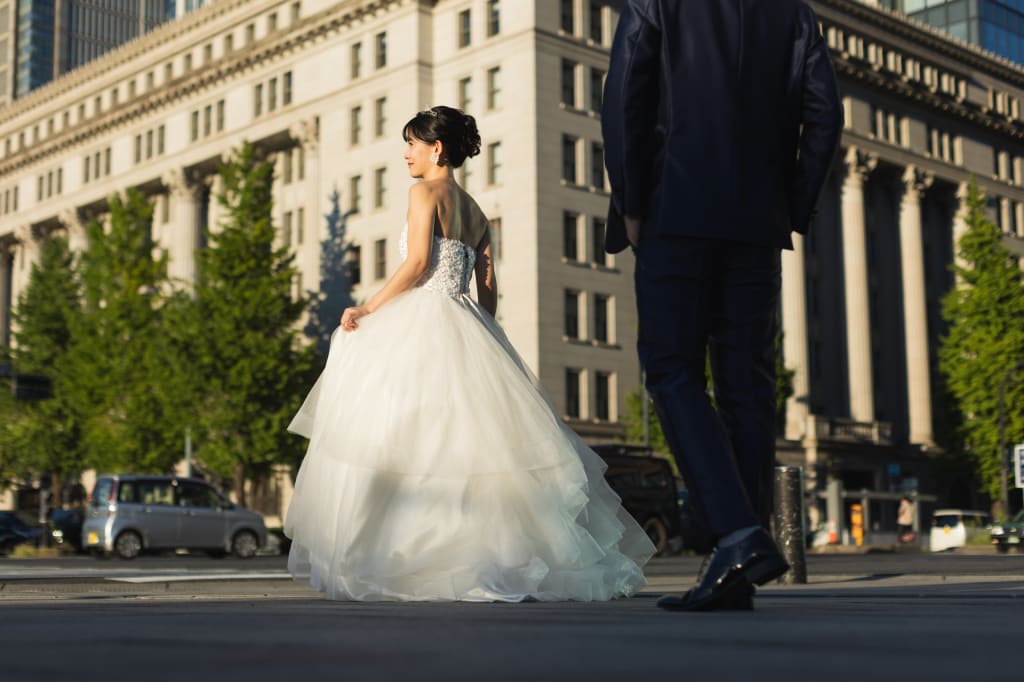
[
  {"xmin": 216, "ymin": 101, "xmax": 225, "ymax": 132},
  {"xmin": 268, "ymin": 12, "xmax": 278, "ymax": 32},
  {"xmin": 590, "ymin": 68, "xmax": 604, "ymax": 112},
  {"xmin": 374, "ymin": 167, "xmax": 387, "ymax": 208},
  {"xmin": 374, "ymin": 238, "xmax": 386, "ymax": 279},
  {"xmin": 376, "ymin": 32, "xmax": 387, "ymax": 69},
  {"xmin": 282, "ymin": 211, "xmax": 293, "ymax": 247},
  {"xmin": 164, "ymin": 62, "xmax": 173, "ymax": 83},
  {"xmin": 350, "ymin": 175, "xmax": 362, "ymax": 214},
  {"xmin": 560, "ymin": 0, "xmax": 575, "ymax": 34},
  {"xmin": 83, "ymin": 156, "xmax": 90, "ymax": 183},
  {"xmin": 487, "ymin": 67, "xmax": 500, "ymax": 110},
  {"xmin": 458, "ymin": 77, "xmax": 472, "ymax": 112},
  {"xmin": 146, "ymin": 71, "xmax": 155, "ymax": 89},
  {"xmin": 593, "ymin": 294, "xmax": 609, "ymax": 343},
  {"xmin": 458, "ymin": 9, "xmax": 471, "ymax": 48},
  {"xmin": 595, "ymin": 371, "xmax": 611, "ymax": 420},
  {"xmin": 487, "ymin": 0, "xmax": 500, "ymax": 36},
  {"xmin": 292, "ymin": 2, "xmax": 301, "ymax": 21},
  {"xmin": 203, "ymin": 105, "xmax": 212, "ymax": 137},
  {"xmin": 63, "ymin": 111, "xmax": 70, "ymax": 129},
  {"xmin": 375, "ymin": 97, "xmax": 387, "ymax": 137},
  {"xmin": 592, "ymin": 218, "xmax": 607, "ymax": 266},
  {"xmin": 296, "ymin": 207, "xmax": 305, "ymax": 245},
  {"xmin": 184, "ymin": 53, "xmax": 193, "ymax": 72},
  {"xmin": 158, "ymin": 125, "xmax": 166, "ymax": 154},
  {"xmin": 268, "ymin": 77, "xmax": 278, "ymax": 111},
  {"xmin": 246, "ymin": 23, "xmax": 255, "ymax": 44},
  {"xmin": 563, "ymin": 211, "xmax": 579, "ymax": 259},
  {"xmin": 487, "ymin": 142, "xmax": 502, "ymax": 185},
  {"xmin": 351, "ymin": 105, "xmax": 362, "ymax": 145},
  {"xmin": 191, "ymin": 111, "xmax": 199, "ymax": 141},
  {"xmin": 589, "ymin": 2, "xmax": 604, "ymax": 43},
  {"xmin": 349, "ymin": 245, "xmax": 362, "ymax": 284},
  {"xmin": 204, "ymin": 43, "xmax": 213, "ymax": 64},
  {"xmin": 254, "ymin": 83, "xmax": 263, "ymax": 117},
  {"xmin": 37, "ymin": 176, "xmax": 43, "ymax": 202},
  {"xmin": 490, "ymin": 217, "xmax": 502, "ymax": 260},
  {"xmin": 565, "ymin": 368, "xmax": 581, "ymax": 418},
  {"xmin": 146, "ymin": 130, "xmax": 154, "ymax": 159},
  {"xmin": 135, "ymin": 135, "xmax": 142, "ymax": 164},
  {"xmin": 351, "ymin": 42, "xmax": 362, "ymax": 79},
  {"xmin": 225, "ymin": 34, "xmax": 234, "ymax": 53},
  {"xmin": 591, "ymin": 142, "xmax": 605, "ymax": 189},
  {"xmin": 283, "ymin": 72, "xmax": 293, "ymax": 106},
  {"xmin": 283, "ymin": 151, "xmax": 293, "ymax": 184},
  {"xmin": 104, "ymin": 148, "xmax": 111, "ymax": 176},
  {"xmin": 561, "ymin": 60, "xmax": 576, "ymax": 107},
  {"xmin": 562, "ymin": 135, "xmax": 578, "ymax": 183},
  {"xmin": 564, "ymin": 289, "xmax": 580, "ymax": 338},
  {"xmin": 110, "ymin": 87, "xmax": 119, "ymax": 106},
  {"xmin": 297, "ymin": 146, "xmax": 305, "ymax": 180},
  {"xmin": 56, "ymin": 168, "xmax": 62, "ymax": 195}
]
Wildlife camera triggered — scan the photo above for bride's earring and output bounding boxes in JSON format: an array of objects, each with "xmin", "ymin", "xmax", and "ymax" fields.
[{"xmin": 430, "ymin": 152, "xmax": 440, "ymax": 165}]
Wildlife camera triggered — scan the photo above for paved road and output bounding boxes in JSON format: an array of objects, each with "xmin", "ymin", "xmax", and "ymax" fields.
[{"xmin": 1, "ymin": 553, "xmax": 1022, "ymax": 682}]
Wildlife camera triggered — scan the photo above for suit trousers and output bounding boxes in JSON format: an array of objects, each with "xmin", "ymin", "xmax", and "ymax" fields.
[{"xmin": 634, "ymin": 236, "xmax": 781, "ymax": 539}]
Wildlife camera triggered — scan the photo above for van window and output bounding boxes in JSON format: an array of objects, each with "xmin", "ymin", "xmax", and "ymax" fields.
[
  {"xmin": 932, "ymin": 514, "xmax": 961, "ymax": 528},
  {"xmin": 137, "ymin": 480, "xmax": 174, "ymax": 505},
  {"xmin": 117, "ymin": 481, "xmax": 138, "ymax": 504},
  {"xmin": 177, "ymin": 482, "xmax": 220, "ymax": 508},
  {"xmin": 91, "ymin": 479, "xmax": 113, "ymax": 507}
]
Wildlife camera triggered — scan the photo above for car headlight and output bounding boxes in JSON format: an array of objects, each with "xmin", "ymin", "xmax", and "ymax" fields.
[{"xmin": 991, "ymin": 526, "xmax": 1005, "ymax": 535}]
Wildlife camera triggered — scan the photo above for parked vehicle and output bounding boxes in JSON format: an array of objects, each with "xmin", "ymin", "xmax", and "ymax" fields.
[
  {"xmin": 590, "ymin": 444, "xmax": 683, "ymax": 555},
  {"xmin": 990, "ymin": 510, "xmax": 1024, "ymax": 553},
  {"xmin": 82, "ymin": 475, "xmax": 267, "ymax": 560},
  {"xmin": 929, "ymin": 509, "xmax": 990, "ymax": 552},
  {"xmin": 0, "ymin": 511, "xmax": 42, "ymax": 555},
  {"xmin": 48, "ymin": 508, "xmax": 85, "ymax": 552}
]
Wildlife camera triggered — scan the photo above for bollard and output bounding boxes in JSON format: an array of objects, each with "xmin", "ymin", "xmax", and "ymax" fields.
[{"xmin": 773, "ymin": 466, "xmax": 808, "ymax": 584}]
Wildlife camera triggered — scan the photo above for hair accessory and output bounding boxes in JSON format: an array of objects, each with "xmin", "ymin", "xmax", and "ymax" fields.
[{"xmin": 421, "ymin": 108, "xmax": 440, "ymax": 118}]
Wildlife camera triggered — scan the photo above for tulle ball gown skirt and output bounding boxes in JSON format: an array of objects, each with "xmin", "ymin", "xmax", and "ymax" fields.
[{"xmin": 284, "ymin": 286, "xmax": 655, "ymax": 602}]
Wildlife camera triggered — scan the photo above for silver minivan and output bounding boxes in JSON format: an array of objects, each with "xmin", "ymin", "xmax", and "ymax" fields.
[{"xmin": 82, "ymin": 474, "xmax": 268, "ymax": 559}]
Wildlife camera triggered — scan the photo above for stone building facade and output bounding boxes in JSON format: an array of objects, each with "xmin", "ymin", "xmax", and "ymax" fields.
[{"xmin": 1, "ymin": 0, "xmax": 1023, "ymax": 533}]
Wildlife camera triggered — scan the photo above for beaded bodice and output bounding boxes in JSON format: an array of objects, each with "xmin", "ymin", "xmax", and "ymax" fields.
[{"xmin": 399, "ymin": 224, "xmax": 476, "ymax": 297}]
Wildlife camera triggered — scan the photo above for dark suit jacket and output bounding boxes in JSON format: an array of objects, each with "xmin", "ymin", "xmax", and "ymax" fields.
[{"xmin": 601, "ymin": 0, "xmax": 843, "ymax": 253}]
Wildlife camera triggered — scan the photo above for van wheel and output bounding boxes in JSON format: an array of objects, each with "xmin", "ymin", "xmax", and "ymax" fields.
[
  {"xmin": 232, "ymin": 531, "xmax": 258, "ymax": 559},
  {"xmin": 643, "ymin": 517, "xmax": 669, "ymax": 556},
  {"xmin": 995, "ymin": 544, "xmax": 1009, "ymax": 554},
  {"xmin": 114, "ymin": 531, "xmax": 143, "ymax": 560}
]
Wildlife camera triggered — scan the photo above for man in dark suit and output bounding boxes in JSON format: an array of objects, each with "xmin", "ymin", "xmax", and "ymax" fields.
[{"xmin": 602, "ymin": 0, "xmax": 842, "ymax": 611}]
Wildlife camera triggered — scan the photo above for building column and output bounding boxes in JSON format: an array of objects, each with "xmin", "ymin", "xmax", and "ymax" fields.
[
  {"xmin": 0, "ymin": 241, "xmax": 12, "ymax": 348},
  {"xmin": 840, "ymin": 146, "xmax": 877, "ymax": 423},
  {"xmin": 58, "ymin": 207, "xmax": 88, "ymax": 254},
  {"xmin": 782, "ymin": 233, "xmax": 811, "ymax": 440},
  {"xmin": 11, "ymin": 225, "xmax": 39, "ymax": 307},
  {"xmin": 206, "ymin": 172, "xmax": 225, "ymax": 235},
  {"xmin": 162, "ymin": 168, "xmax": 203, "ymax": 288},
  {"xmin": 953, "ymin": 182, "xmax": 970, "ymax": 276},
  {"xmin": 291, "ymin": 118, "xmax": 321, "ymax": 291},
  {"xmin": 899, "ymin": 165, "xmax": 935, "ymax": 446}
]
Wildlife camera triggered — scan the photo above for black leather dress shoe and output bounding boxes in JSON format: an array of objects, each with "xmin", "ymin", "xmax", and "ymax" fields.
[
  {"xmin": 657, "ymin": 582, "xmax": 754, "ymax": 611},
  {"xmin": 656, "ymin": 528, "xmax": 788, "ymax": 612}
]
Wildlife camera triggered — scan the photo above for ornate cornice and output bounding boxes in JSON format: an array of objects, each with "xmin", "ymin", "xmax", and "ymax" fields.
[
  {"xmin": 162, "ymin": 167, "xmax": 203, "ymax": 199},
  {"xmin": 901, "ymin": 164, "xmax": 934, "ymax": 200},
  {"xmin": 0, "ymin": 0, "xmax": 406, "ymax": 176},
  {"xmin": 289, "ymin": 118, "xmax": 320, "ymax": 152},
  {"xmin": 813, "ymin": 0, "xmax": 1024, "ymax": 86},
  {"xmin": 843, "ymin": 145, "xmax": 878, "ymax": 183}
]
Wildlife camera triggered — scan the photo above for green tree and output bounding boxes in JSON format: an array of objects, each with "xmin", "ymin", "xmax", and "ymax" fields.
[
  {"xmin": 938, "ymin": 179, "xmax": 1024, "ymax": 512},
  {"xmin": 185, "ymin": 142, "xmax": 316, "ymax": 502},
  {"xmin": 0, "ymin": 235, "xmax": 85, "ymax": 505},
  {"xmin": 63, "ymin": 189, "xmax": 186, "ymax": 473}
]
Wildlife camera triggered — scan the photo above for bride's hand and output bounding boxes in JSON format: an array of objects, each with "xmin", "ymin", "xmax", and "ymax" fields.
[{"xmin": 340, "ymin": 306, "xmax": 370, "ymax": 332}]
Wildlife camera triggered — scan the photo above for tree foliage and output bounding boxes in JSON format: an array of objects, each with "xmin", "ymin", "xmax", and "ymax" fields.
[
  {"xmin": 0, "ymin": 235, "xmax": 85, "ymax": 504},
  {"xmin": 184, "ymin": 142, "xmax": 316, "ymax": 500},
  {"xmin": 938, "ymin": 179, "xmax": 1024, "ymax": 509}
]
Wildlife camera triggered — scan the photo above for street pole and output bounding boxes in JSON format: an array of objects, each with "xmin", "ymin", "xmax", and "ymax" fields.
[{"xmin": 998, "ymin": 359, "xmax": 1024, "ymax": 520}]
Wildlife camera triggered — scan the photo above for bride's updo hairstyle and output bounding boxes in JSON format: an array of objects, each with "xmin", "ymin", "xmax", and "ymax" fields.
[{"xmin": 402, "ymin": 106, "xmax": 481, "ymax": 168}]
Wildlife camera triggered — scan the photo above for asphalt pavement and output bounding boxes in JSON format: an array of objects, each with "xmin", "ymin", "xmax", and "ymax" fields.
[{"xmin": 1, "ymin": 552, "xmax": 1022, "ymax": 682}]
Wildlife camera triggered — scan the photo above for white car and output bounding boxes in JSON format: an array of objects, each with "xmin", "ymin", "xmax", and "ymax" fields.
[{"xmin": 929, "ymin": 509, "xmax": 990, "ymax": 552}]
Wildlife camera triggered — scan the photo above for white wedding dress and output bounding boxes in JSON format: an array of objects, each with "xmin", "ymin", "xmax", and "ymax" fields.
[{"xmin": 284, "ymin": 221, "xmax": 655, "ymax": 602}]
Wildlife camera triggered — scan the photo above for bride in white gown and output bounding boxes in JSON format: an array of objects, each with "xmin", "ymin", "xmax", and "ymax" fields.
[{"xmin": 284, "ymin": 106, "xmax": 655, "ymax": 602}]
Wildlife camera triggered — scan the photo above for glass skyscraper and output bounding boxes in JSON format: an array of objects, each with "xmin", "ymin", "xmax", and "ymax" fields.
[
  {"xmin": 882, "ymin": 0, "xmax": 1024, "ymax": 66},
  {"xmin": 14, "ymin": 0, "xmax": 54, "ymax": 98}
]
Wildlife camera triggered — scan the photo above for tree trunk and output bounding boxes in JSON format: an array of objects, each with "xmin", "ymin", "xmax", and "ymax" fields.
[{"xmin": 234, "ymin": 461, "xmax": 246, "ymax": 507}]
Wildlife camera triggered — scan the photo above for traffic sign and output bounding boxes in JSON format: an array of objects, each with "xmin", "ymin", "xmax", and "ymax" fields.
[{"xmin": 1015, "ymin": 444, "xmax": 1024, "ymax": 489}]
